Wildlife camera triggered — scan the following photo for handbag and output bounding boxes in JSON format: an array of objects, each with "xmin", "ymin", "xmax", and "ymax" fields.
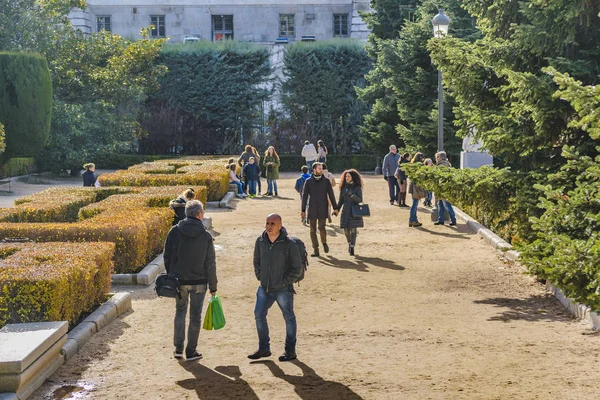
[
  {"xmin": 351, "ymin": 203, "xmax": 370, "ymax": 218},
  {"xmin": 154, "ymin": 273, "xmax": 180, "ymax": 298}
]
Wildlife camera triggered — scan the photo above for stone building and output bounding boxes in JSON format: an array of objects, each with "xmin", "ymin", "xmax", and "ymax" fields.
[{"xmin": 69, "ymin": 0, "xmax": 371, "ymax": 43}]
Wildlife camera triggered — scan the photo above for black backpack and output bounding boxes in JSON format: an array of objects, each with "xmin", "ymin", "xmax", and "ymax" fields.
[{"xmin": 288, "ymin": 236, "xmax": 308, "ymax": 283}]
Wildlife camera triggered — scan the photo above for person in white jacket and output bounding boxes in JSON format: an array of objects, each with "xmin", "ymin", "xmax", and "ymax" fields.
[{"xmin": 301, "ymin": 141, "xmax": 318, "ymax": 169}]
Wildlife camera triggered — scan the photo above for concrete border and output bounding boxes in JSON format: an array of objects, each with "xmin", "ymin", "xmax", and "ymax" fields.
[
  {"xmin": 60, "ymin": 292, "xmax": 132, "ymax": 361},
  {"xmin": 207, "ymin": 185, "xmax": 236, "ymax": 209},
  {"xmin": 111, "ymin": 254, "xmax": 165, "ymax": 286},
  {"xmin": 453, "ymin": 206, "xmax": 600, "ymax": 330}
]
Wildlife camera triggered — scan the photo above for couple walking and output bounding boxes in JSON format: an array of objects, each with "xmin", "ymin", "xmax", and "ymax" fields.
[
  {"xmin": 301, "ymin": 162, "xmax": 365, "ymax": 257},
  {"xmin": 163, "ymin": 201, "xmax": 302, "ymax": 362}
]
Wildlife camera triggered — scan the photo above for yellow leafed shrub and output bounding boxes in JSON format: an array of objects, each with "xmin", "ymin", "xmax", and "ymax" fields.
[{"xmin": 0, "ymin": 242, "xmax": 115, "ymax": 328}]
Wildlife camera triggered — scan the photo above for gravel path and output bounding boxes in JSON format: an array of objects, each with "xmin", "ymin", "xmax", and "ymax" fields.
[{"xmin": 31, "ymin": 173, "xmax": 600, "ymax": 399}]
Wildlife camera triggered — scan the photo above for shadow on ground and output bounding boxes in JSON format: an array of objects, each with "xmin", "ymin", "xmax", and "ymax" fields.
[
  {"xmin": 177, "ymin": 363, "xmax": 259, "ymax": 399},
  {"xmin": 417, "ymin": 226, "xmax": 472, "ymax": 239},
  {"xmin": 319, "ymin": 255, "xmax": 405, "ymax": 272},
  {"xmin": 252, "ymin": 359, "xmax": 363, "ymax": 400},
  {"xmin": 474, "ymin": 295, "xmax": 574, "ymax": 323}
]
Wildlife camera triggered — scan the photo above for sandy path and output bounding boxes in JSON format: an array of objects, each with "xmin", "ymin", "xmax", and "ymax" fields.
[{"xmin": 31, "ymin": 173, "xmax": 600, "ymax": 399}]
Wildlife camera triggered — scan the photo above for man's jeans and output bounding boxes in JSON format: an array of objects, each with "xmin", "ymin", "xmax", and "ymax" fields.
[
  {"xmin": 174, "ymin": 284, "xmax": 207, "ymax": 354},
  {"xmin": 437, "ymin": 199, "xmax": 457, "ymax": 224},
  {"xmin": 267, "ymin": 179, "xmax": 278, "ymax": 194},
  {"xmin": 254, "ymin": 286, "xmax": 297, "ymax": 354},
  {"xmin": 247, "ymin": 180, "xmax": 257, "ymax": 195},
  {"xmin": 410, "ymin": 197, "xmax": 420, "ymax": 222},
  {"xmin": 387, "ymin": 177, "xmax": 399, "ymax": 202},
  {"xmin": 306, "ymin": 160, "xmax": 315, "ymax": 170},
  {"xmin": 309, "ymin": 218, "xmax": 327, "ymax": 250}
]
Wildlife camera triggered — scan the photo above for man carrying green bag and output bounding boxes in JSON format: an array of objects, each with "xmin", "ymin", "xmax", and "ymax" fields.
[{"xmin": 203, "ymin": 295, "xmax": 226, "ymax": 330}]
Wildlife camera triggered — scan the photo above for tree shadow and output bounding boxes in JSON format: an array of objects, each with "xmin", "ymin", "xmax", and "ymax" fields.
[
  {"xmin": 319, "ymin": 255, "xmax": 405, "ymax": 272},
  {"xmin": 256, "ymin": 359, "xmax": 364, "ymax": 400},
  {"xmin": 474, "ymin": 295, "xmax": 574, "ymax": 323},
  {"xmin": 417, "ymin": 226, "xmax": 472, "ymax": 239},
  {"xmin": 177, "ymin": 362, "xmax": 259, "ymax": 399}
]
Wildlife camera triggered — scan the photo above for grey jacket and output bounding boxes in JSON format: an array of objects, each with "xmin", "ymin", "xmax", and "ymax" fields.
[
  {"xmin": 253, "ymin": 228, "xmax": 302, "ymax": 292},
  {"xmin": 383, "ymin": 152, "xmax": 400, "ymax": 177}
]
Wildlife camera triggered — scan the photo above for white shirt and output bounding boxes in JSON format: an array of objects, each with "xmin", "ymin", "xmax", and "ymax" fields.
[{"xmin": 301, "ymin": 144, "xmax": 318, "ymax": 162}]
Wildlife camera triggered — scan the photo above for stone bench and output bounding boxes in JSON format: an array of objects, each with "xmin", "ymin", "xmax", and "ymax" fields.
[{"xmin": 0, "ymin": 322, "xmax": 67, "ymax": 400}]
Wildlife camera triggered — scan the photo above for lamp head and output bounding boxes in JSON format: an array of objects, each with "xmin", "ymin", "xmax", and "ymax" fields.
[{"xmin": 432, "ymin": 9, "xmax": 450, "ymax": 38}]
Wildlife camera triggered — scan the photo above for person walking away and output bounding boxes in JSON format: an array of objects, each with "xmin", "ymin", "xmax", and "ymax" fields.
[
  {"xmin": 322, "ymin": 164, "xmax": 336, "ymax": 223},
  {"xmin": 243, "ymin": 157, "xmax": 261, "ymax": 198},
  {"xmin": 263, "ymin": 146, "xmax": 281, "ymax": 196},
  {"xmin": 422, "ymin": 158, "xmax": 434, "ymax": 207},
  {"xmin": 317, "ymin": 140, "xmax": 328, "ymax": 163},
  {"xmin": 249, "ymin": 213, "xmax": 303, "ymax": 362},
  {"xmin": 407, "ymin": 153, "xmax": 427, "ymax": 227},
  {"xmin": 337, "ymin": 169, "xmax": 364, "ymax": 256},
  {"xmin": 238, "ymin": 145, "xmax": 255, "ymax": 194},
  {"xmin": 301, "ymin": 162, "xmax": 339, "ymax": 257},
  {"xmin": 395, "ymin": 152, "xmax": 411, "ymax": 207},
  {"xmin": 434, "ymin": 151, "xmax": 457, "ymax": 226},
  {"xmin": 82, "ymin": 163, "xmax": 98, "ymax": 187},
  {"xmin": 382, "ymin": 145, "xmax": 400, "ymax": 205},
  {"xmin": 301, "ymin": 141, "xmax": 318, "ymax": 170},
  {"xmin": 229, "ymin": 164, "xmax": 247, "ymax": 199},
  {"xmin": 170, "ymin": 188, "xmax": 196, "ymax": 225},
  {"xmin": 163, "ymin": 200, "xmax": 217, "ymax": 361}
]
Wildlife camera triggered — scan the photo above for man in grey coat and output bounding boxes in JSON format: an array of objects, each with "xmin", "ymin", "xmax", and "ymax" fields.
[
  {"xmin": 382, "ymin": 145, "xmax": 401, "ymax": 205},
  {"xmin": 164, "ymin": 200, "xmax": 217, "ymax": 361}
]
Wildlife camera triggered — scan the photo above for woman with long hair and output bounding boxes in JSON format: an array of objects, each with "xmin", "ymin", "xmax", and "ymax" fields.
[
  {"xmin": 317, "ymin": 140, "xmax": 328, "ymax": 163},
  {"xmin": 169, "ymin": 188, "xmax": 196, "ymax": 225},
  {"xmin": 262, "ymin": 146, "xmax": 281, "ymax": 196},
  {"xmin": 407, "ymin": 152, "xmax": 427, "ymax": 227},
  {"xmin": 395, "ymin": 152, "xmax": 411, "ymax": 207},
  {"xmin": 337, "ymin": 169, "xmax": 364, "ymax": 256}
]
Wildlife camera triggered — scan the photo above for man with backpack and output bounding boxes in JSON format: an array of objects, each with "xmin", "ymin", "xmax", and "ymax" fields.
[{"xmin": 249, "ymin": 213, "xmax": 304, "ymax": 362}]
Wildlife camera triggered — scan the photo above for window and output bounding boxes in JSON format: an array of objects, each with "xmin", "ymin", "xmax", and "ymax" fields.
[
  {"xmin": 212, "ymin": 15, "xmax": 234, "ymax": 41},
  {"xmin": 150, "ymin": 15, "xmax": 165, "ymax": 37},
  {"xmin": 97, "ymin": 16, "xmax": 111, "ymax": 32},
  {"xmin": 333, "ymin": 14, "xmax": 349, "ymax": 37},
  {"xmin": 279, "ymin": 14, "xmax": 295, "ymax": 36}
]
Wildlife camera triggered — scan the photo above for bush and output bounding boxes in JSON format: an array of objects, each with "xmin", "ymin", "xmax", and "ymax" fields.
[
  {"xmin": 0, "ymin": 53, "xmax": 52, "ymax": 157},
  {"xmin": 92, "ymin": 154, "xmax": 180, "ymax": 170},
  {"xmin": 0, "ymin": 157, "xmax": 35, "ymax": 177},
  {"xmin": 0, "ymin": 242, "xmax": 115, "ymax": 328},
  {"xmin": 98, "ymin": 160, "xmax": 229, "ymax": 201},
  {"xmin": 278, "ymin": 154, "xmax": 378, "ymax": 173}
]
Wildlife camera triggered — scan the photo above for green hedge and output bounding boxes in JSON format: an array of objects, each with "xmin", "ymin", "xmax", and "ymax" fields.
[
  {"xmin": 0, "ymin": 52, "xmax": 52, "ymax": 157},
  {"xmin": 278, "ymin": 155, "xmax": 377, "ymax": 173},
  {"xmin": 92, "ymin": 154, "xmax": 180, "ymax": 170},
  {"xmin": 0, "ymin": 157, "xmax": 35, "ymax": 177}
]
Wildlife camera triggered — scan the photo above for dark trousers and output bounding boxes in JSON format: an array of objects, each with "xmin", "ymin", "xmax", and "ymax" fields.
[
  {"xmin": 344, "ymin": 228, "xmax": 357, "ymax": 245},
  {"xmin": 387, "ymin": 177, "xmax": 399, "ymax": 202},
  {"xmin": 254, "ymin": 286, "xmax": 296, "ymax": 354},
  {"xmin": 309, "ymin": 218, "xmax": 327, "ymax": 250}
]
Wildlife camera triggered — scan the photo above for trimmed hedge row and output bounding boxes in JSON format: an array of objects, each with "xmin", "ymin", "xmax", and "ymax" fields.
[
  {"xmin": 277, "ymin": 154, "xmax": 378, "ymax": 173},
  {"xmin": 0, "ymin": 157, "xmax": 36, "ymax": 177},
  {"xmin": 0, "ymin": 186, "xmax": 207, "ymax": 273},
  {"xmin": 0, "ymin": 242, "xmax": 115, "ymax": 328},
  {"xmin": 98, "ymin": 160, "xmax": 228, "ymax": 201},
  {"xmin": 92, "ymin": 154, "xmax": 181, "ymax": 170}
]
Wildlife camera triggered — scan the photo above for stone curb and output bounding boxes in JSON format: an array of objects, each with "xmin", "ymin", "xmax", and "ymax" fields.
[
  {"xmin": 60, "ymin": 292, "xmax": 132, "ymax": 361},
  {"xmin": 207, "ymin": 187, "xmax": 236, "ymax": 210},
  {"xmin": 111, "ymin": 254, "xmax": 165, "ymax": 286},
  {"xmin": 453, "ymin": 205, "xmax": 599, "ymax": 330}
]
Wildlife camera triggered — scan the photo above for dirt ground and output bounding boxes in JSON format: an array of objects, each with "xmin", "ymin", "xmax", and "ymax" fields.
[{"xmin": 30, "ymin": 173, "xmax": 600, "ymax": 400}]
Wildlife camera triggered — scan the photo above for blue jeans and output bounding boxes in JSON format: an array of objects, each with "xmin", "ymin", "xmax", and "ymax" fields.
[
  {"xmin": 267, "ymin": 179, "xmax": 278, "ymax": 194},
  {"xmin": 410, "ymin": 197, "xmax": 420, "ymax": 222},
  {"xmin": 437, "ymin": 199, "xmax": 457, "ymax": 223},
  {"xmin": 248, "ymin": 180, "xmax": 257, "ymax": 195},
  {"xmin": 387, "ymin": 177, "xmax": 399, "ymax": 202},
  {"xmin": 426, "ymin": 191, "xmax": 432, "ymax": 203},
  {"xmin": 174, "ymin": 284, "xmax": 207, "ymax": 354},
  {"xmin": 307, "ymin": 160, "xmax": 315, "ymax": 170},
  {"xmin": 231, "ymin": 181, "xmax": 244, "ymax": 194},
  {"xmin": 254, "ymin": 286, "xmax": 296, "ymax": 354}
]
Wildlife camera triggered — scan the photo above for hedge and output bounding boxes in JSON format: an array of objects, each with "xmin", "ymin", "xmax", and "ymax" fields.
[
  {"xmin": 0, "ymin": 53, "xmax": 52, "ymax": 157},
  {"xmin": 0, "ymin": 242, "xmax": 115, "ymax": 328},
  {"xmin": 0, "ymin": 157, "xmax": 36, "ymax": 177},
  {"xmin": 0, "ymin": 186, "xmax": 207, "ymax": 273},
  {"xmin": 92, "ymin": 154, "xmax": 180, "ymax": 170},
  {"xmin": 98, "ymin": 160, "xmax": 229, "ymax": 201},
  {"xmin": 278, "ymin": 154, "xmax": 378, "ymax": 173}
]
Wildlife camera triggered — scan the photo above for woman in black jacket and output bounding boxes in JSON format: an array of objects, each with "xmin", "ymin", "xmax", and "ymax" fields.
[
  {"xmin": 169, "ymin": 188, "xmax": 196, "ymax": 225},
  {"xmin": 337, "ymin": 169, "xmax": 364, "ymax": 256}
]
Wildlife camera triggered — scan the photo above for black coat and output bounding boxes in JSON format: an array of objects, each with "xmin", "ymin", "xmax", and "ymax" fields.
[
  {"xmin": 301, "ymin": 174, "xmax": 338, "ymax": 220},
  {"xmin": 253, "ymin": 228, "xmax": 302, "ymax": 292},
  {"xmin": 243, "ymin": 163, "xmax": 261, "ymax": 181},
  {"xmin": 169, "ymin": 196, "xmax": 187, "ymax": 226},
  {"xmin": 338, "ymin": 184, "xmax": 364, "ymax": 229},
  {"xmin": 82, "ymin": 170, "xmax": 97, "ymax": 187}
]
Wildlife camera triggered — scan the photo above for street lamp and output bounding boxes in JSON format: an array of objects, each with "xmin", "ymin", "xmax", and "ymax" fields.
[{"xmin": 432, "ymin": 9, "xmax": 450, "ymax": 152}]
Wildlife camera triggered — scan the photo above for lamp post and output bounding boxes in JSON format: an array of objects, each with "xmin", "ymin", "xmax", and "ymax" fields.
[{"xmin": 432, "ymin": 9, "xmax": 450, "ymax": 152}]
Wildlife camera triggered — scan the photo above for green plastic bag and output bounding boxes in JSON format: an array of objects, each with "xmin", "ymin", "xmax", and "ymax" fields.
[
  {"xmin": 211, "ymin": 295, "xmax": 226, "ymax": 330},
  {"xmin": 203, "ymin": 299, "xmax": 213, "ymax": 331}
]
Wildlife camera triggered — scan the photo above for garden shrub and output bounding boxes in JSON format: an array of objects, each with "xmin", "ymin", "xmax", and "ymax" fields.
[
  {"xmin": 278, "ymin": 154, "xmax": 377, "ymax": 173},
  {"xmin": 0, "ymin": 157, "xmax": 36, "ymax": 177},
  {"xmin": 92, "ymin": 154, "xmax": 179, "ymax": 170},
  {"xmin": 0, "ymin": 242, "xmax": 115, "ymax": 328}
]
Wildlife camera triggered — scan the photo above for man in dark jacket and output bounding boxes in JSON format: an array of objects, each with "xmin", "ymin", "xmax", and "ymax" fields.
[
  {"xmin": 301, "ymin": 162, "xmax": 338, "ymax": 257},
  {"xmin": 164, "ymin": 200, "xmax": 217, "ymax": 361},
  {"xmin": 248, "ymin": 214, "xmax": 302, "ymax": 362}
]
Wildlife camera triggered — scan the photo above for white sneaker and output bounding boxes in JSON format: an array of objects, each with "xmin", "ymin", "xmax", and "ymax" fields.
[
  {"xmin": 237, "ymin": 194, "xmax": 244, "ymax": 199},
  {"xmin": 242, "ymin": 193, "xmax": 248, "ymax": 198}
]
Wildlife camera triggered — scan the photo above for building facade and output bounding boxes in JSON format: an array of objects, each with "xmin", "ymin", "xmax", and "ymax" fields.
[{"xmin": 69, "ymin": 0, "xmax": 371, "ymax": 43}]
